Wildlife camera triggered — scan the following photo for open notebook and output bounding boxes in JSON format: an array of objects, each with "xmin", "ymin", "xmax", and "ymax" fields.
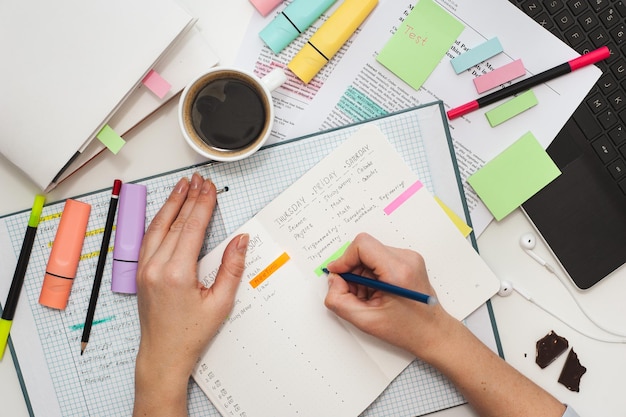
[
  {"xmin": 0, "ymin": 103, "xmax": 500, "ymax": 417},
  {"xmin": 192, "ymin": 123, "xmax": 500, "ymax": 416},
  {"xmin": 0, "ymin": 0, "xmax": 196, "ymax": 191}
]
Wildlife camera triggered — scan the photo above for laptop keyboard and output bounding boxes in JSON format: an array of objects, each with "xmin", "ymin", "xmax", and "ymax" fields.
[{"xmin": 510, "ymin": 0, "xmax": 626, "ymax": 195}]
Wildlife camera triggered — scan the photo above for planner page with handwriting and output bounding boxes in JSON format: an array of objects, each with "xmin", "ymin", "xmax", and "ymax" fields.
[{"xmin": 193, "ymin": 124, "xmax": 500, "ymax": 416}]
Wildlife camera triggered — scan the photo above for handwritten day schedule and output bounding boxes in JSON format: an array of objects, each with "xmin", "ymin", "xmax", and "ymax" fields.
[{"xmin": 193, "ymin": 125, "xmax": 499, "ymax": 416}]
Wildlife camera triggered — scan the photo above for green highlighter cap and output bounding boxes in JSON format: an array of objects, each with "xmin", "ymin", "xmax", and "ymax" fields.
[
  {"xmin": 28, "ymin": 195, "xmax": 46, "ymax": 228},
  {"xmin": 260, "ymin": 0, "xmax": 337, "ymax": 54},
  {"xmin": 0, "ymin": 319, "xmax": 13, "ymax": 360}
]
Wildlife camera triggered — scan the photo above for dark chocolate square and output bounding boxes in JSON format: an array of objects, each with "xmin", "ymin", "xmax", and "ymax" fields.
[
  {"xmin": 535, "ymin": 330, "xmax": 569, "ymax": 369},
  {"xmin": 558, "ymin": 349, "xmax": 587, "ymax": 392}
]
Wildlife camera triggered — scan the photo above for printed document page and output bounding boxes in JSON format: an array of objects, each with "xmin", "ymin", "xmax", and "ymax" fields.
[{"xmin": 235, "ymin": 0, "xmax": 601, "ymax": 235}]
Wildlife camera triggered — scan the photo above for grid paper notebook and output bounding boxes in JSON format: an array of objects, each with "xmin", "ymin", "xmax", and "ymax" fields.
[{"xmin": 0, "ymin": 102, "xmax": 483, "ymax": 417}]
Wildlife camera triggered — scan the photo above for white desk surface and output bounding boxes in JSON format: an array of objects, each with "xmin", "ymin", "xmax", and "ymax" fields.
[{"xmin": 1, "ymin": 1, "xmax": 624, "ymax": 416}]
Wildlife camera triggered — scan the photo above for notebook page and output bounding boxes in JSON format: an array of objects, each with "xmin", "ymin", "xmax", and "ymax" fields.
[{"xmin": 192, "ymin": 124, "xmax": 499, "ymax": 416}]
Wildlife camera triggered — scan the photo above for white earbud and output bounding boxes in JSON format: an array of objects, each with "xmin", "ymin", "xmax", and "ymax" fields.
[
  {"xmin": 519, "ymin": 233, "xmax": 554, "ymax": 272},
  {"xmin": 497, "ymin": 280, "xmax": 514, "ymax": 297},
  {"xmin": 519, "ymin": 233, "xmax": 537, "ymax": 250},
  {"xmin": 498, "ymin": 279, "xmax": 532, "ymax": 300}
]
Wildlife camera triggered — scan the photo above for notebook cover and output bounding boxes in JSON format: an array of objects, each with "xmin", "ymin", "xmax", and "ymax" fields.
[{"xmin": 0, "ymin": 0, "xmax": 195, "ymax": 190}]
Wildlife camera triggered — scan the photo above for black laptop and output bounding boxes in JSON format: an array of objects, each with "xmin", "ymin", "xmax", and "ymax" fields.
[{"xmin": 511, "ymin": 0, "xmax": 626, "ymax": 289}]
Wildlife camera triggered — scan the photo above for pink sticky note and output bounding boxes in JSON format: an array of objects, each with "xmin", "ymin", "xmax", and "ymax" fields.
[
  {"xmin": 141, "ymin": 69, "xmax": 171, "ymax": 99},
  {"xmin": 384, "ymin": 180, "xmax": 423, "ymax": 215},
  {"xmin": 473, "ymin": 59, "xmax": 526, "ymax": 94},
  {"xmin": 249, "ymin": 0, "xmax": 282, "ymax": 16}
]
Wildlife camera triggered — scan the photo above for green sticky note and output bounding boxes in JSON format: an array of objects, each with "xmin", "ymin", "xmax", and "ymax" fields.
[
  {"xmin": 485, "ymin": 90, "xmax": 538, "ymax": 127},
  {"xmin": 376, "ymin": 0, "xmax": 464, "ymax": 90},
  {"xmin": 96, "ymin": 124, "xmax": 125, "ymax": 154},
  {"xmin": 467, "ymin": 132, "xmax": 561, "ymax": 221},
  {"xmin": 314, "ymin": 241, "xmax": 351, "ymax": 276}
]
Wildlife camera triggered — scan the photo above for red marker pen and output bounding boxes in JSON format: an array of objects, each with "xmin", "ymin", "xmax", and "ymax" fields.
[{"xmin": 447, "ymin": 46, "xmax": 610, "ymax": 120}]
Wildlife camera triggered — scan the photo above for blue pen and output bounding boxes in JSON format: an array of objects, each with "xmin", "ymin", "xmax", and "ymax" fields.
[
  {"xmin": 322, "ymin": 268, "xmax": 437, "ymax": 305},
  {"xmin": 259, "ymin": 0, "xmax": 337, "ymax": 54}
]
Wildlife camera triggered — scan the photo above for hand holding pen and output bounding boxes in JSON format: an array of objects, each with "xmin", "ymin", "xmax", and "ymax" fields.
[{"xmin": 324, "ymin": 233, "xmax": 454, "ymax": 359}]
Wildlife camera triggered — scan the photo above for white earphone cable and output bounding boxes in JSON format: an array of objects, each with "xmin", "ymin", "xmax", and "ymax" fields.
[
  {"xmin": 512, "ymin": 287, "xmax": 626, "ymax": 344},
  {"xmin": 548, "ymin": 266, "xmax": 626, "ymax": 339},
  {"xmin": 515, "ymin": 233, "xmax": 626, "ymax": 343}
]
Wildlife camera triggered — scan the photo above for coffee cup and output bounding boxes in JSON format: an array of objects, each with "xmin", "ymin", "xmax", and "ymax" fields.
[{"xmin": 178, "ymin": 67, "xmax": 287, "ymax": 161}]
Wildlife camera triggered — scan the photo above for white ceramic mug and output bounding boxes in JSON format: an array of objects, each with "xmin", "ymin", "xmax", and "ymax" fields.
[{"xmin": 178, "ymin": 67, "xmax": 286, "ymax": 161}]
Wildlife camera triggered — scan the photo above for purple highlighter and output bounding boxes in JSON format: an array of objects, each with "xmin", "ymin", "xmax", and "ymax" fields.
[{"xmin": 111, "ymin": 183, "xmax": 147, "ymax": 294}]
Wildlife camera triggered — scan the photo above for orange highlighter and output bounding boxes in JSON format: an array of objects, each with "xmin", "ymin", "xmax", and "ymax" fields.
[
  {"xmin": 39, "ymin": 199, "xmax": 91, "ymax": 310},
  {"xmin": 288, "ymin": 0, "xmax": 378, "ymax": 83}
]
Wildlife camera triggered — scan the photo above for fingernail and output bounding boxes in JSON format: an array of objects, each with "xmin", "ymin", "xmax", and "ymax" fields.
[
  {"xmin": 191, "ymin": 172, "xmax": 202, "ymax": 189},
  {"xmin": 174, "ymin": 177, "xmax": 189, "ymax": 194},
  {"xmin": 237, "ymin": 234, "xmax": 250, "ymax": 252},
  {"xmin": 201, "ymin": 178, "xmax": 214, "ymax": 194}
]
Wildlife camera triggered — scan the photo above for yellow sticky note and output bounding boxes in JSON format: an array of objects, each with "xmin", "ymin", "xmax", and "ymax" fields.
[
  {"xmin": 434, "ymin": 197, "xmax": 472, "ymax": 237},
  {"xmin": 467, "ymin": 132, "xmax": 561, "ymax": 221},
  {"xmin": 96, "ymin": 125, "xmax": 125, "ymax": 154}
]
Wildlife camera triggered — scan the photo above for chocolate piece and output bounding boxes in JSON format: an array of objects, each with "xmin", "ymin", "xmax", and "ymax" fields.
[
  {"xmin": 558, "ymin": 349, "xmax": 587, "ymax": 392},
  {"xmin": 535, "ymin": 330, "xmax": 569, "ymax": 369}
]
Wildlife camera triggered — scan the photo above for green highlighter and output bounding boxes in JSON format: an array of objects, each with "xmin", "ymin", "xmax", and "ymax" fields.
[
  {"xmin": 259, "ymin": 0, "xmax": 338, "ymax": 54},
  {"xmin": 0, "ymin": 195, "xmax": 45, "ymax": 360}
]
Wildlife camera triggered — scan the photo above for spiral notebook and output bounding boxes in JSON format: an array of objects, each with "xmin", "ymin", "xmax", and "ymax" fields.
[{"xmin": 0, "ymin": 102, "xmax": 501, "ymax": 417}]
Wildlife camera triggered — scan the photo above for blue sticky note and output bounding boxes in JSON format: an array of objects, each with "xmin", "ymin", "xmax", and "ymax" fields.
[{"xmin": 451, "ymin": 37, "xmax": 503, "ymax": 74}]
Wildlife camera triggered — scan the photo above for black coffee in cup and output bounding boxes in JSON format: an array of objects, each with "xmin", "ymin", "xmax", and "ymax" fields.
[
  {"xmin": 181, "ymin": 70, "xmax": 272, "ymax": 155},
  {"xmin": 179, "ymin": 67, "xmax": 286, "ymax": 162},
  {"xmin": 191, "ymin": 77, "xmax": 266, "ymax": 150}
]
